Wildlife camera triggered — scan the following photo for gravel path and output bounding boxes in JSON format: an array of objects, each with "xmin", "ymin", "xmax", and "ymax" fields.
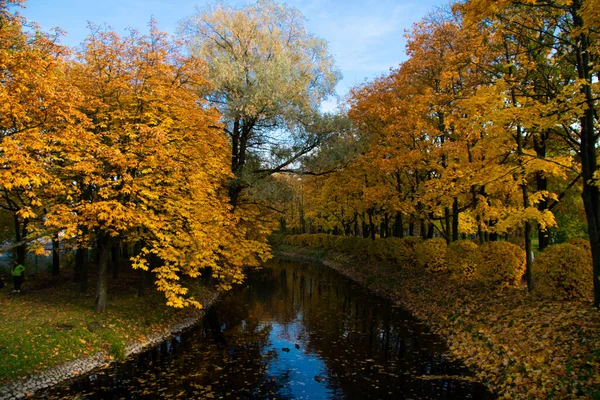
[{"xmin": 0, "ymin": 292, "xmax": 218, "ymax": 400}]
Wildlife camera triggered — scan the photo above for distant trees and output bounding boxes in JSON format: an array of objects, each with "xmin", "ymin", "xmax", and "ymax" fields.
[{"xmin": 181, "ymin": 0, "xmax": 341, "ymax": 208}]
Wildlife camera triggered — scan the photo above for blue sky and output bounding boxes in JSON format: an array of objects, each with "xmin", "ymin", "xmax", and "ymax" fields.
[{"xmin": 21, "ymin": 0, "xmax": 450, "ymax": 110}]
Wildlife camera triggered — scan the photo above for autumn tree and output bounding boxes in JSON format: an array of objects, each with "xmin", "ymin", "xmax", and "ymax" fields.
[
  {"xmin": 0, "ymin": 0, "xmax": 85, "ymax": 264},
  {"xmin": 459, "ymin": 0, "xmax": 600, "ymax": 304},
  {"xmin": 43, "ymin": 23, "xmax": 269, "ymax": 312},
  {"xmin": 345, "ymin": 6, "xmax": 570, "ymax": 293}
]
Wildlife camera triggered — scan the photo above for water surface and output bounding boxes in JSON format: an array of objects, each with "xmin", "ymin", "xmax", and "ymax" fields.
[{"xmin": 36, "ymin": 259, "xmax": 494, "ymax": 399}]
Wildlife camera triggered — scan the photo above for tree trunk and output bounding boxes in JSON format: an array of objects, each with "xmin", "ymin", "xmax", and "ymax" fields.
[
  {"xmin": 228, "ymin": 179, "xmax": 242, "ymax": 209},
  {"xmin": 393, "ymin": 212, "xmax": 404, "ymax": 238},
  {"xmin": 279, "ymin": 217, "xmax": 287, "ymax": 233},
  {"xmin": 572, "ymin": 3, "xmax": 600, "ymax": 306},
  {"xmin": 123, "ymin": 243, "xmax": 130, "ymax": 263},
  {"xmin": 51, "ymin": 233, "xmax": 60, "ymax": 276},
  {"xmin": 427, "ymin": 220, "xmax": 434, "ymax": 239},
  {"xmin": 524, "ymin": 220, "xmax": 533, "ymax": 289},
  {"xmin": 516, "ymin": 123, "xmax": 533, "ymax": 291},
  {"xmin": 80, "ymin": 248, "xmax": 89, "ymax": 292},
  {"xmin": 582, "ymin": 183, "xmax": 600, "ymax": 307},
  {"xmin": 112, "ymin": 245, "xmax": 119, "ymax": 280},
  {"xmin": 15, "ymin": 244, "xmax": 25, "ymax": 266},
  {"xmin": 578, "ymin": 78, "xmax": 600, "ymax": 304},
  {"xmin": 521, "ymin": 174, "xmax": 534, "ymax": 291},
  {"xmin": 137, "ymin": 267, "xmax": 147, "ymax": 297},
  {"xmin": 420, "ymin": 219, "xmax": 426, "ymax": 240},
  {"xmin": 95, "ymin": 234, "xmax": 112, "ymax": 313},
  {"xmin": 381, "ymin": 213, "xmax": 389, "ymax": 238},
  {"xmin": 74, "ymin": 247, "xmax": 82, "ymax": 283},
  {"xmin": 368, "ymin": 209, "xmax": 375, "ymax": 240},
  {"xmin": 444, "ymin": 207, "xmax": 451, "ymax": 244},
  {"xmin": 578, "ymin": 63, "xmax": 600, "ymax": 305},
  {"xmin": 452, "ymin": 197, "xmax": 459, "ymax": 242},
  {"xmin": 535, "ymin": 138, "xmax": 550, "ymax": 251},
  {"xmin": 13, "ymin": 214, "xmax": 26, "ymax": 265},
  {"xmin": 300, "ymin": 206, "xmax": 306, "ymax": 234}
]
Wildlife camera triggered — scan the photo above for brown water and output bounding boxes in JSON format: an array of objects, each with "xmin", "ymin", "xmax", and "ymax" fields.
[{"xmin": 35, "ymin": 259, "xmax": 495, "ymax": 399}]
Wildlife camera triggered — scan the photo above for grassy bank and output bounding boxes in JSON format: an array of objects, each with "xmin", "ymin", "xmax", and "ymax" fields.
[
  {"xmin": 0, "ymin": 269, "xmax": 215, "ymax": 384},
  {"xmin": 275, "ymin": 243, "xmax": 600, "ymax": 399}
]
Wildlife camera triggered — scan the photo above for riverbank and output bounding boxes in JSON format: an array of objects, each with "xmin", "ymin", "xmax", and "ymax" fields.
[
  {"xmin": 0, "ymin": 270, "xmax": 217, "ymax": 400},
  {"xmin": 275, "ymin": 245, "xmax": 600, "ymax": 399}
]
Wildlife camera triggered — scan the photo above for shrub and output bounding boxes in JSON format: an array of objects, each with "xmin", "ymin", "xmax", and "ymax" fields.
[
  {"xmin": 534, "ymin": 243, "xmax": 593, "ymax": 301},
  {"xmin": 285, "ymin": 235, "xmax": 297, "ymax": 246},
  {"xmin": 286, "ymin": 234, "xmax": 310, "ymax": 247},
  {"xmin": 318, "ymin": 234, "xmax": 346, "ymax": 250},
  {"xmin": 284, "ymin": 235, "xmax": 293, "ymax": 245},
  {"xmin": 285, "ymin": 234, "xmax": 427, "ymax": 267},
  {"xmin": 352, "ymin": 238, "xmax": 372, "ymax": 260},
  {"xmin": 268, "ymin": 234, "xmax": 289, "ymax": 246},
  {"xmin": 401, "ymin": 235, "xmax": 423, "ymax": 248},
  {"xmin": 367, "ymin": 238, "xmax": 393, "ymax": 262},
  {"xmin": 446, "ymin": 240, "xmax": 478, "ymax": 279},
  {"xmin": 414, "ymin": 238, "xmax": 447, "ymax": 272},
  {"xmin": 323, "ymin": 235, "xmax": 340, "ymax": 250},
  {"xmin": 386, "ymin": 236, "xmax": 421, "ymax": 268},
  {"xmin": 304, "ymin": 233, "xmax": 327, "ymax": 248},
  {"xmin": 303, "ymin": 234, "xmax": 317, "ymax": 247},
  {"xmin": 475, "ymin": 241, "xmax": 525, "ymax": 287},
  {"xmin": 333, "ymin": 235, "xmax": 364, "ymax": 256},
  {"xmin": 331, "ymin": 235, "xmax": 349, "ymax": 252},
  {"xmin": 568, "ymin": 238, "xmax": 592, "ymax": 253}
]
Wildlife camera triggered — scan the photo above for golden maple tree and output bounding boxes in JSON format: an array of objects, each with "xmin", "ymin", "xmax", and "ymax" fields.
[{"xmin": 41, "ymin": 23, "xmax": 269, "ymax": 312}]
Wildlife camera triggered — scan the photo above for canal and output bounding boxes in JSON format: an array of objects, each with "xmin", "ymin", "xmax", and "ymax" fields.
[{"xmin": 36, "ymin": 259, "xmax": 494, "ymax": 399}]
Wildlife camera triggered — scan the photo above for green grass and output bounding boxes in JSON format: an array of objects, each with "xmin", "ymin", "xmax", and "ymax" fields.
[{"xmin": 0, "ymin": 268, "xmax": 215, "ymax": 383}]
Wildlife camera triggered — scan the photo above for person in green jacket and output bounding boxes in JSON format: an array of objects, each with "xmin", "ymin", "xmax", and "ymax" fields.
[{"xmin": 12, "ymin": 260, "xmax": 24, "ymax": 293}]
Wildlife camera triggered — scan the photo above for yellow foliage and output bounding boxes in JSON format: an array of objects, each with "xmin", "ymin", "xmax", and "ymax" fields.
[
  {"xmin": 366, "ymin": 238, "xmax": 393, "ymax": 261},
  {"xmin": 534, "ymin": 244, "xmax": 593, "ymax": 301},
  {"xmin": 568, "ymin": 238, "xmax": 592, "ymax": 253},
  {"xmin": 286, "ymin": 234, "xmax": 310, "ymax": 247},
  {"xmin": 285, "ymin": 234, "xmax": 427, "ymax": 269},
  {"xmin": 332, "ymin": 235, "xmax": 363, "ymax": 256},
  {"xmin": 414, "ymin": 238, "xmax": 448, "ymax": 272},
  {"xmin": 386, "ymin": 236, "xmax": 421, "ymax": 267},
  {"xmin": 446, "ymin": 240, "xmax": 479, "ymax": 279},
  {"xmin": 302, "ymin": 233, "xmax": 334, "ymax": 248},
  {"xmin": 33, "ymin": 23, "xmax": 272, "ymax": 310},
  {"xmin": 475, "ymin": 241, "xmax": 525, "ymax": 287}
]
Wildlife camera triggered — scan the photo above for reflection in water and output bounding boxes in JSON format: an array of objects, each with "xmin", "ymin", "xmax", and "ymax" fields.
[{"xmin": 36, "ymin": 259, "xmax": 494, "ymax": 399}]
